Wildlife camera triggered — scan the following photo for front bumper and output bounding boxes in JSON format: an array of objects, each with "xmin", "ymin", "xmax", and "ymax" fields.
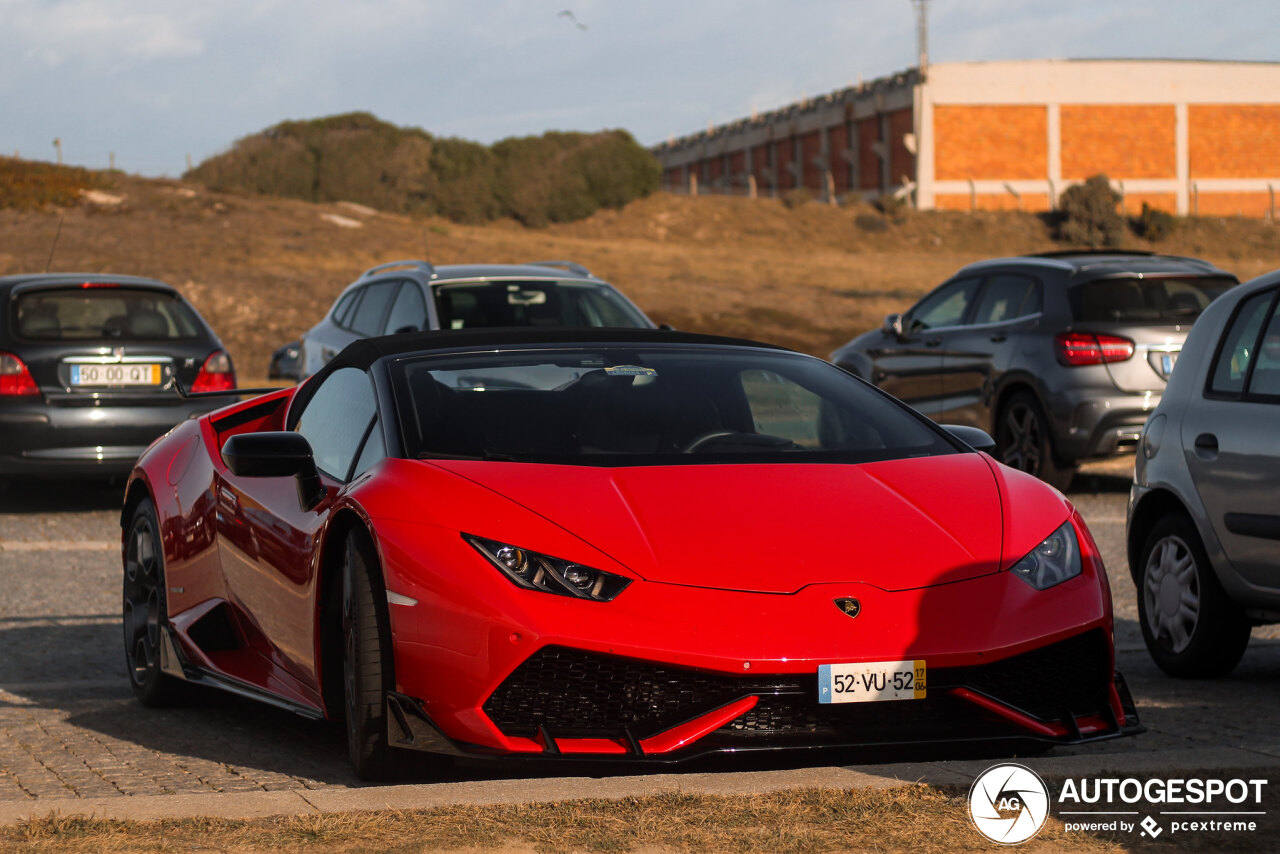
[{"xmin": 388, "ymin": 631, "xmax": 1142, "ymax": 761}]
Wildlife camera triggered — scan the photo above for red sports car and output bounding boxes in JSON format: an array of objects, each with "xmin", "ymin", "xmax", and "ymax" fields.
[{"xmin": 121, "ymin": 329, "xmax": 1141, "ymax": 779}]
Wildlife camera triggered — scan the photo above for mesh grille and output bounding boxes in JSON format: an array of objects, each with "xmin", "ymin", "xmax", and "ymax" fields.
[
  {"xmin": 482, "ymin": 631, "xmax": 1113, "ymax": 741},
  {"xmin": 956, "ymin": 630, "xmax": 1111, "ymax": 720}
]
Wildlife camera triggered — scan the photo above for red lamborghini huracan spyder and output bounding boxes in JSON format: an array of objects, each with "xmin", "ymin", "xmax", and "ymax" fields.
[{"xmin": 121, "ymin": 329, "xmax": 1141, "ymax": 779}]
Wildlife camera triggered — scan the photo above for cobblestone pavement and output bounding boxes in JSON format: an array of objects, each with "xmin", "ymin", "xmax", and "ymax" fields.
[{"xmin": 2, "ymin": 462, "xmax": 1280, "ymax": 804}]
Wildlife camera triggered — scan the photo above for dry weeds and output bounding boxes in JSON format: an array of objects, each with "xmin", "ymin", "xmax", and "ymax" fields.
[
  {"xmin": 0, "ymin": 786, "xmax": 1130, "ymax": 854},
  {"xmin": 1, "ymin": 174, "xmax": 1278, "ymax": 384}
]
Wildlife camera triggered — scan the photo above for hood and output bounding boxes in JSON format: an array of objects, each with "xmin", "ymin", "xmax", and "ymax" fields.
[{"xmin": 429, "ymin": 454, "xmax": 1005, "ymax": 593}]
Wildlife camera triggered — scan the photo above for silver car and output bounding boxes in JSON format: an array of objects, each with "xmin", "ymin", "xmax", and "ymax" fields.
[
  {"xmin": 298, "ymin": 260, "xmax": 656, "ymax": 379},
  {"xmin": 831, "ymin": 251, "xmax": 1237, "ymax": 490},
  {"xmin": 1128, "ymin": 267, "xmax": 1280, "ymax": 677}
]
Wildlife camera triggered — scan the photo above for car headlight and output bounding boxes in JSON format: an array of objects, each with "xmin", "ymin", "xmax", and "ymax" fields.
[
  {"xmin": 1010, "ymin": 520, "xmax": 1082, "ymax": 590},
  {"xmin": 466, "ymin": 535, "xmax": 631, "ymax": 601}
]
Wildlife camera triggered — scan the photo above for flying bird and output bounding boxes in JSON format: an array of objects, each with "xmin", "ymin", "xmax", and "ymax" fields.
[{"xmin": 558, "ymin": 10, "xmax": 587, "ymax": 30}]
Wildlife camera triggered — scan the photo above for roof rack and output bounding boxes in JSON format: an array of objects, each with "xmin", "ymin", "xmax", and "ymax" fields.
[
  {"xmin": 1028, "ymin": 249, "xmax": 1154, "ymax": 259},
  {"xmin": 527, "ymin": 260, "xmax": 593, "ymax": 278},
  {"xmin": 360, "ymin": 259, "xmax": 436, "ymax": 279}
]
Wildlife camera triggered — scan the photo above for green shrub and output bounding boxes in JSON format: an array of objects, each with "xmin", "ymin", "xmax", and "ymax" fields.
[
  {"xmin": 1058, "ymin": 174, "xmax": 1124, "ymax": 247},
  {"xmin": 1134, "ymin": 202, "xmax": 1178, "ymax": 242},
  {"xmin": 429, "ymin": 137, "xmax": 499, "ymax": 223},
  {"xmin": 186, "ymin": 115, "xmax": 660, "ymax": 227},
  {"xmin": 0, "ymin": 157, "xmax": 99, "ymax": 210}
]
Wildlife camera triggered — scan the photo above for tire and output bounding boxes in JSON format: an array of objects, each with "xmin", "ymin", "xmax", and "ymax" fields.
[
  {"xmin": 342, "ymin": 530, "xmax": 403, "ymax": 781},
  {"xmin": 122, "ymin": 498, "xmax": 186, "ymax": 706},
  {"xmin": 994, "ymin": 392, "xmax": 1076, "ymax": 492},
  {"xmin": 1137, "ymin": 512, "xmax": 1251, "ymax": 678}
]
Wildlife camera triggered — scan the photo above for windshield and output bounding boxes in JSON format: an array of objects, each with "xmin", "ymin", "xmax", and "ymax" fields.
[
  {"xmin": 432, "ymin": 281, "xmax": 651, "ymax": 330},
  {"xmin": 1070, "ymin": 276, "xmax": 1235, "ymax": 324},
  {"xmin": 13, "ymin": 287, "xmax": 202, "ymax": 340},
  {"xmin": 392, "ymin": 346, "xmax": 956, "ymax": 466}
]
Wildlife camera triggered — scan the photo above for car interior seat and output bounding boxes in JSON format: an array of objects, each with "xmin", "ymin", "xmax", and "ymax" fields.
[{"xmin": 127, "ymin": 307, "xmax": 169, "ymax": 338}]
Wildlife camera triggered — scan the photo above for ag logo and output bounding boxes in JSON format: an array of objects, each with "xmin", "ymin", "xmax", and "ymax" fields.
[
  {"xmin": 968, "ymin": 763, "xmax": 1050, "ymax": 845},
  {"xmin": 833, "ymin": 597, "xmax": 860, "ymax": 618}
]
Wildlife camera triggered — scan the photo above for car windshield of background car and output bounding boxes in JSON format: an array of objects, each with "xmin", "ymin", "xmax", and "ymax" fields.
[
  {"xmin": 1072, "ymin": 276, "xmax": 1236, "ymax": 324},
  {"xmin": 396, "ymin": 347, "xmax": 955, "ymax": 466},
  {"xmin": 14, "ymin": 288, "xmax": 202, "ymax": 340},
  {"xmin": 433, "ymin": 282, "xmax": 649, "ymax": 330}
]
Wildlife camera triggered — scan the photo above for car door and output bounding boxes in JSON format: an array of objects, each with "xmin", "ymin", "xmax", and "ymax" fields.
[
  {"xmin": 934, "ymin": 273, "xmax": 1043, "ymax": 427},
  {"xmin": 1183, "ymin": 286, "xmax": 1280, "ymax": 589},
  {"xmin": 214, "ymin": 366, "xmax": 381, "ymax": 699},
  {"xmin": 870, "ymin": 277, "xmax": 982, "ymax": 416}
]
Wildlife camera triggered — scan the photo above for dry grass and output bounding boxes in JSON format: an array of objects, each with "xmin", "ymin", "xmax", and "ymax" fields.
[
  {"xmin": 0, "ymin": 786, "xmax": 1133, "ymax": 854},
  {"xmin": 1, "ymin": 172, "xmax": 1279, "ymax": 382}
]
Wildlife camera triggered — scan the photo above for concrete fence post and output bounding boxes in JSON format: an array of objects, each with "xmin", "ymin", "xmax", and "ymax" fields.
[
  {"xmin": 747, "ymin": 174, "xmax": 757, "ymax": 199},
  {"xmin": 689, "ymin": 173, "xmax": 698, "ymax": 198}
]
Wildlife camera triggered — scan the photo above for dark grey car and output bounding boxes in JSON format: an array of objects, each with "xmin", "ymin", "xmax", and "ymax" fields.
[
  {"xmin": 0, "ymin": 273, "xmax": 234, "ymax": 479},
  {"xmin": 1128, "ymin": 267, "xmax": 1280, "ymax": 677},
  {"xmin": 830, "ymin": 251, "xmax": 1237, "ymax": 490},
  {"xmin": 298, "ymin": 260, "xmax": 656, "ymax": 379}
]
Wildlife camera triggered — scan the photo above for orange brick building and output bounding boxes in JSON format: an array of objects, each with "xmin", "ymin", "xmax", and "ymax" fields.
[{"xmin": 652, "ymin": 60, "xmax": 1280, "ymax": 218}]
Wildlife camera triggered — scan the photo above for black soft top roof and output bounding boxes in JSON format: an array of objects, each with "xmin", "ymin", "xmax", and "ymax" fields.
[
  {"xmin": 322, "ymin": 327, "xmax": 790, "ymax": 373},
  {"xmin": 289, "ymin": 328, "xmax": 793, "ymax": 425}
]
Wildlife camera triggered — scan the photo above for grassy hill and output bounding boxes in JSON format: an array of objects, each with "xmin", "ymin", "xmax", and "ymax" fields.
[{"xmin": 2, "ymin": 163, "xmax": 1279, "ymax": 380}]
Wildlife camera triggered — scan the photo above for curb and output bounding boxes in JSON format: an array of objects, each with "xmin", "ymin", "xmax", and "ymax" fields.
[{"xmin": 3, "ymin": 748, "xmax": 1279, "ymax": 826}]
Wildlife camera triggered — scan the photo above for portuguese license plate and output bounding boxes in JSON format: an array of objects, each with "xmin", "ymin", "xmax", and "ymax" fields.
[
  {"xmin": 70, "ymin": 363, "xmax": 161, "ymax": 387},
  {"xmin": 818, "ymin": 659, "xmax": 926, "ymax": 704}
]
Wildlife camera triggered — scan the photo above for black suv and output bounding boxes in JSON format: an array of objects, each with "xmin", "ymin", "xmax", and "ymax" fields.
[
  {"xmin": 830, "ymin": 251, "xmax": 1238, "ymax": 490},
  {"xmin": 0, "ymin": 273, "xmax": 234, "ymax": 479}
]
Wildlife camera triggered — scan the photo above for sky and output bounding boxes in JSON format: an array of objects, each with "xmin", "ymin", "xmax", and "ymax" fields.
[{"xmin": 2, "ymin": 0, "xmax": 1277, "ymax": 178}]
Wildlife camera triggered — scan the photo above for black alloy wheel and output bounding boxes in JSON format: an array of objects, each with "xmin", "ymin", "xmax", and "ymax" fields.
[
  {"xmin": 343, "ymin": 531, "xmax": 403, "ymax": 781},
  {"xmin": 995, "ymin": 392, "xmax": 1076, "ymax": 491},
  {"xmin": 123, "ymin": 498, "xmax": 183, "ymax": 705}
]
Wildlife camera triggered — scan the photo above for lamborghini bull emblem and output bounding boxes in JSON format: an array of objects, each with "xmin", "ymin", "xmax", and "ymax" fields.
[{"xmin": 834, "ymin": 597, "xmax": 861, "ymax": 619}]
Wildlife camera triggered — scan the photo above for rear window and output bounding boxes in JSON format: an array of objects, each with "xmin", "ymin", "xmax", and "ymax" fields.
[
  {"xmin": 1070, "ymin": 276, "xmax": 1235, "ymax": 324},
  {"xmin": 433, "ymin": 281, "xmax": 650, "ymax": 330},
  {"xmin": 13, "ymin": 287, "xmax": 203, "ymax": 340}
]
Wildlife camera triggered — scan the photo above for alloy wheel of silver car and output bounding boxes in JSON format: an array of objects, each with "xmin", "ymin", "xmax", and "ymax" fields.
[
  {"xmin": 1142, "ymin": 533, "xmax": 1200, "ymax": 654},
  {"xmin": 1136, "ymin": 512, "xmax": 1251, "ymax": 678}
]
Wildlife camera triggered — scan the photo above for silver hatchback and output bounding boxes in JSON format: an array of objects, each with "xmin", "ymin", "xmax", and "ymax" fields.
[{"xmin": 1128, "ymin": 268, "xmax": 1280, "ymax": 677}]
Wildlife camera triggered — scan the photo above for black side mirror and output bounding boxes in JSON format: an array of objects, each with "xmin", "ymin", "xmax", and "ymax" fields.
[
  {"xmin": 221, "ymin": 432, "xmax": 325, "ymax": 510},
  {"xmin": 884, "ymin": 313, "xmax": 905, "ymax": 339},
  {"xmin": 942, "ymin": 424, "xmax": 996, "ymax": 454}
]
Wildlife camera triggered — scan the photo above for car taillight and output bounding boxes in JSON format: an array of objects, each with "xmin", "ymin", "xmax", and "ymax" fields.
[
  {"xmin": 191, "ymin": 350, "xmax": 237, "ymax": 392},
  {"xmin": 1055, "ymin": 332, "xmax": 1135, "ymax": 366},
  {"xmin": 0, "ymin": 352, "xmax": 39, "ymax": 396}
]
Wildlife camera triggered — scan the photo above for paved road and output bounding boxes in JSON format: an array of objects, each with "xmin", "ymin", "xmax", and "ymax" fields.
[{"xmin": 2, "ymin": 460, "xmax": 1280, "ymax": 809}]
